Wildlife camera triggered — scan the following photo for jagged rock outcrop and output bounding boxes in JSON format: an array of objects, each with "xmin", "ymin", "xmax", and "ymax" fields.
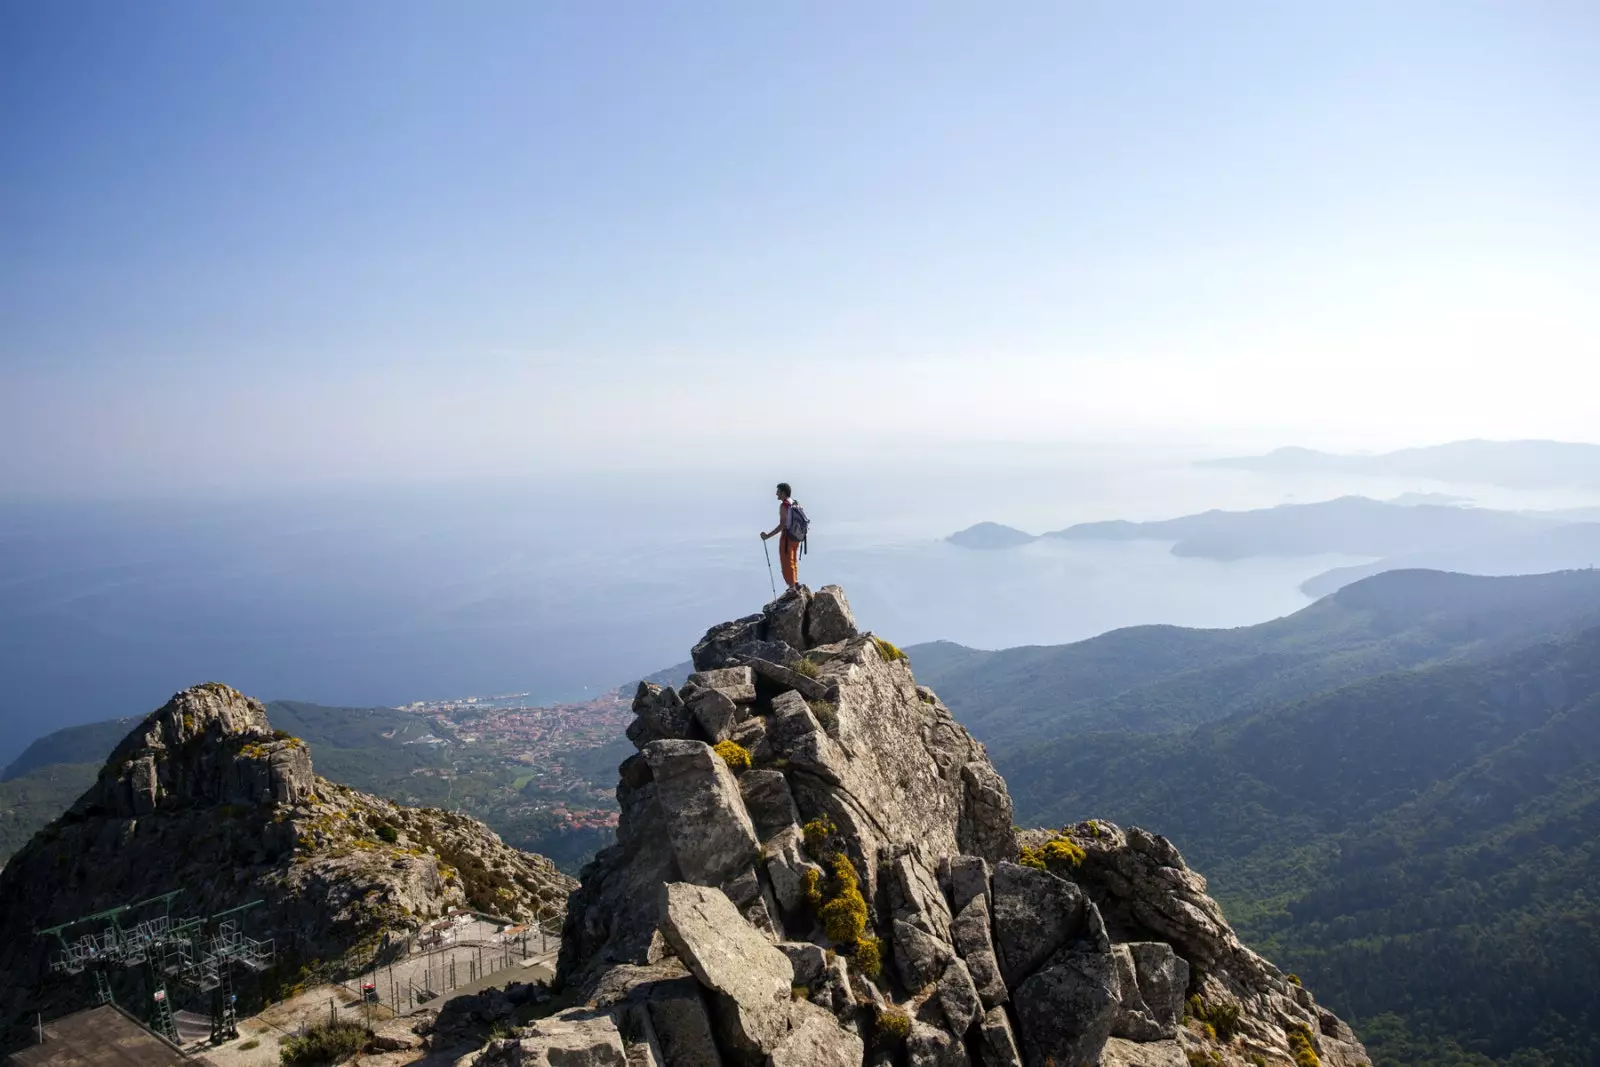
[
  {"xmin": 540, "ymin": 585, "xmax": 1372, "ymax": 1066},
  {"xmin": 0, "ymin": 683, "xmax": 574, "ymax": 1050}
]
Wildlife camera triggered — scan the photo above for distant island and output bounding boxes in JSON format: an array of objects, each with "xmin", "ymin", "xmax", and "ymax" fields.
[
  {"xmin": 1200, "ymin": 439, "xmax": 1600, "ymax": 489},
  {"xmin": 946, "ymin": 496, "xmax": 1600, "ymax": 593},
  {"xmin": 946, "ymin": 521, "xmax": 1038, "ymax": 549},
  {"xmin": 950, "ymin": 495, "xmax": 1554, "ymax": 560}
]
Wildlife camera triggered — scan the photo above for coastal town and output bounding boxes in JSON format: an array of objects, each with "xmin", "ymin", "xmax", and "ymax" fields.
[{"xmin": 394, "ymin": 688, "xmax": 635, "ymax": 839}]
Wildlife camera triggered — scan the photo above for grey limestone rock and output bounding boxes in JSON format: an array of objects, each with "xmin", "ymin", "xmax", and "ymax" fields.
[
  {"xmin": 657, "ymin": 883, "xmax": 794, "ymax": 1062},
  {"xmin": 1111, "ymin": 944, "xmax": 1166, "ymax": 1042},
  {"xmin": 633, "ymin": 978, "xmax": 723, "ymax": 1067},
  {"xmin": 738, "ymin": 770, "xmax": 800, "ymax": 842},
  {"xmin": 727, "ymin": 717, "xmax": 772, "ymax": 765},
  {"xmin": 904, "ymin": 1021, "xmax": 967, "ymax": 1067},
  {"xmin": 990, "ymin": 862, "xmax": 1090, "ymax": 990},
  {"xmin": 691, "ymin": 615, "xmax": 765, "ymax": 672},
  {"xmin": 689, "ymin": 688, "xmax": 740, "ymax": 742},
  {"xmin": 933, "ymin": 957, "xmax": 982, "ymax": 1036},
  {"xmin": 630, "ymin": 684, "xmax": 696, "ymax": 749},
  {"xmin": 893, "ymin": 918, "xmax": 957, "ymax": 991},
  {"xmin": 1115, "ymin": 942, "xmax": 1187, "ymax": 1040},
  {"xmin": 950, "ymin": 895, "xmax": 1007, "ymax": 1008},
  {"xmin": 945, "ymin": 854, "xmax": 992, "ymax": 915},
  {"xmin": 1099, "ymin": 1037, "xmax": 1188, "ymax": 1067},
  {"xmin": 643, "ymin": 740, "xmax": 759, "ymax": 886},
  {"xmin": 761, "ymin": 827, "xmax": 821, "ymax": 916},
  {"xmin": 687, "ymin": 665, "xmax": 757, "ymax": 703},
  {"xmin": 762, "ymin": 588, "xmax": 811, "ymax": 651},
  {"xmin": 959, "ymin": 761, "xmax": 1020, "ymax": 865},
  {"xmin": 765, "ymin": 692, "xmax": 848, "ymax": 783},
  {"xmin": 767, "ymin": 1004, "xmax": 864, "ymax": 1067},
  {"xmin": 1013, "ymin": 948, "xmax": 1122, "ymax": 1067},
  {"xmin": 805, "ymin": 585, "xmax": 858, "ymax": 647},
  {"xmin": 749, "ymin": 658, "xmax": 832, "ymax": 702},
  {"xmin": 776, "ymin": 942, "xmax": 828, "ymax": 987},
  {"xmin": 887, "ymin": 853, "xmax": 952, "ymax": 942},
  {"xmin": 469, "ymin": 1008, "xmax": 628, "ymax": 1067},
  {"xmin": 978, "ymin": 1007, "xmax": 1023, "ymax": 1067}
]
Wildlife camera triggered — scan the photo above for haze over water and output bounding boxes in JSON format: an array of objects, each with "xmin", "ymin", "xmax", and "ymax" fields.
[{"xmin": 7, "ymin": 443, "xmax": 1597, "ymax": 765}]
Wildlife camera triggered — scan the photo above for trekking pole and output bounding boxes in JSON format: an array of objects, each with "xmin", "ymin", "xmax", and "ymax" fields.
[{"xmin": 762, "ymin": 538, "xmax": 777, "ymax": 599}]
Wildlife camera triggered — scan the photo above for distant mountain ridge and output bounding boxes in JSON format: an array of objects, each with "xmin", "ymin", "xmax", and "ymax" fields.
[
  {"xmin": 1200, "ymin": 439, "xmax": 1600, "ymax": 489},
  {"xmin": 907, "ymin": 568, "xmax": 1600, "ymax": 749}
]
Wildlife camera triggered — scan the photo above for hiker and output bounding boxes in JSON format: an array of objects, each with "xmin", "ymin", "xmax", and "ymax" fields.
[{"xmin": 760, "ymin": 482, "xmax": 807, "ymax": 593}]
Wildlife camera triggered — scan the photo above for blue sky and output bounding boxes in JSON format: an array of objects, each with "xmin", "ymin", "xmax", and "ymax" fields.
[{"xmin": 3, "ymin": 1, "xmax": 1597, "ymax": 494}]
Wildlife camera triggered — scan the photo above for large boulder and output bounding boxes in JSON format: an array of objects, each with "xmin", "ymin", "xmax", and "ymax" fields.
[
  {"xmin": 465, "ymin": 1009, "xmax": 628, "ymax": 1067},
  {"xmin": 687, "ymin": 666, "xmax": 757, "ymax": 703},
  {"xmin": 1099, "ymin": 1037, "xmax": 1189, "ymax": 1067},
  {"xmin": 640, "ymin": 978, "xmax": 723, "ymax": 1067},
  {"xmin": 933, "ymin": 958, "xmax": 982, "ymax": 1035},
  {"xmin": 657, "ymin": 883, "xmax": 794, "ymax": 1061},
  {"xmin": 691, "ymin": 615, "xmax": 765, "ymax": 671},
  {"xmin": 1112, "ymin": 942, "xmax": 1188, "ymax": 1041},
  {"xmin": 1013, "ymin": 948, "xmax": 1122, "ymax": 1067},
  {"xmin": 688, "ymin": 688, "xmax": 741, "ymax": 742},
  {"xmin": 990, "ymin": 862, "xmax": 1090, "ymax": 990},
  {"xmin": 805, "ymin": 585, "xmax": 858, "ymax": 647},
  {"xmin": 643, "ymin": 740, "xmax": 759, "ymax": 885},
  {"xmin": 977, "ymin": 1007, "xmax": 1023, "ymax": 1067},
  {"xmin": 767, "ymin": 1005, "xmax": 863, "ymax": 1067},
  {"xmin": 763, "ymin": 588, "xmax": 811, "ymax": 651},
  {"xmin": 893, "ymin": 918, "xmax": 957, "ymax": 991},
  {"xmin": 628, "ymin": 684, "xmax": 695, "ymax": 749},
  {"xmin": 739, "ymin": 770, "xmax": 800, "ymax": 842},
  {"xmin": 950, "ymin": 895, "xmax": 1007, "ymax": 1008},
  {"xmin": 905, "ymin": 1021, "xmax": 967, "ymax": 1067}
]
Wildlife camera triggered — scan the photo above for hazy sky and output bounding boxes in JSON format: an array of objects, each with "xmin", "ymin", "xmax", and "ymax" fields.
[{"xmin": 3, "ymin": 1, "xmax": 1597, "ymax": 494}]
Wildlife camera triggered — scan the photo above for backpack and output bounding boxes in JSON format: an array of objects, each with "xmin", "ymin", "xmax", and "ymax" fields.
[{"xmin": 785, "ymin": 501, "xmax": 810, "ymax": 547}]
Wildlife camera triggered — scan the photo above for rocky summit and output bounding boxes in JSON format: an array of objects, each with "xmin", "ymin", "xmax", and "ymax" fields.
[
  {"xmin": 0, "ymin": 683, "xmax": 574, "ymax": 1047},
  {"xmin": 468, "ymin": 584, "xmax": 1370, "ymax": 1067}
]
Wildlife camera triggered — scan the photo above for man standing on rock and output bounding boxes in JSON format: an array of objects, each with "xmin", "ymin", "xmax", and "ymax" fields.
[{"xmin": 760, "ymin": 482, "xmax": 804, "ymax": 594}]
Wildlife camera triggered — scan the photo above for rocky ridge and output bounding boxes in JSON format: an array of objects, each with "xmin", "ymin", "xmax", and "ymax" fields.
[
  {"xmin": 0, "ymin": 683, "xmax": 574, "ymax": 1047},
  {"xmin": 473, "ymin": 585, "xmax": 1370, "ymax": 1067}
]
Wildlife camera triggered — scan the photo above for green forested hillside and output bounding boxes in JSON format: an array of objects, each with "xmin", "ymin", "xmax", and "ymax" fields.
[
  {"xmin": 916, "ymin": 571, "xmax": 1600, "ymax": 1067},
  {"xmin": 0, "ymin": 763, "xmax": 98, "ymax": 865},
  {"xmin": 909, "ymin": 569, "xmax": 1600, "ymax": 745}
]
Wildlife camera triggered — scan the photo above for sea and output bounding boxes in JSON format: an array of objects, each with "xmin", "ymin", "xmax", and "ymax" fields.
[{"xmin": 3, "ymin": 446, "xmax": 1596, "ymax": 765}]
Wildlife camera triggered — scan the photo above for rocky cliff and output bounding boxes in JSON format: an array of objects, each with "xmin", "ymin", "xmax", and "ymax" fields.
[
  {"xmin": 0, "ymin": 683, "xmax": 574, "ymax": 1046},
  {"xmin": 481, "ymin": 585, "xmax": 1370, "ymax": 1067}
]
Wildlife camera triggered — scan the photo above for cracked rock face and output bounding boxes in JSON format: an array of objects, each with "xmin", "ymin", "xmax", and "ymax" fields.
[
  {"xmin": 551, "ymin": 587, "xmax": 1374, "ymax": 1067},
  {"xmin": 0, "ymin": 684, "xmax": 575, "ymax": 1052}
]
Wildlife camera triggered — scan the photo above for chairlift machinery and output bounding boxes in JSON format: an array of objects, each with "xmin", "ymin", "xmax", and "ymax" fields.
[{"xmin": 37, "ymin": 893, "xmax": 275, "ymax": 1044}]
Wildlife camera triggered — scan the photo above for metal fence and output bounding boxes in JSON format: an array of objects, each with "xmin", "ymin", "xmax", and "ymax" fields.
[{"xmin": 335, "ymin": 913, "xmax": 560, "ymax": 1014}]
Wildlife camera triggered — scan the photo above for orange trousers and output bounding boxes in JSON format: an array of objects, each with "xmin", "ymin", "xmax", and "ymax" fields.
[{"xmin": 779, "ymin": 534, "xmax": 800, "ymax": 587}]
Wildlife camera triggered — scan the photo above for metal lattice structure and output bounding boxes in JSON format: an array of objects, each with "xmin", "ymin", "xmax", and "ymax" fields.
[{"xmin": 37, "ymin": 893, "xmax": 275, "ymax": 1045}]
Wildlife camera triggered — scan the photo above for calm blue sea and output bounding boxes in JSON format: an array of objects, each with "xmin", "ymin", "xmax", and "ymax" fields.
[{"xmin": 2, "ymin": 451, "xmax": 1591, "ymax": 764}]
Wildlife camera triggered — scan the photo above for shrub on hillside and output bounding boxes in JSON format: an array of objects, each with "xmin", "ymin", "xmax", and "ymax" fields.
[
  {"xmin": 713, "ymin": 740, "xmax": 751, "ymax": 772},
  {"xmin": 280, "ymin": 1021, "xmax": 368, "ymax": 1066}
]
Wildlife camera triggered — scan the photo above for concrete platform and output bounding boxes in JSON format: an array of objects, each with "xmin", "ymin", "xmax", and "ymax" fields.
[{"xmin": 6, "ymin": 1006, "xmax": 207, "ymax": 1067}]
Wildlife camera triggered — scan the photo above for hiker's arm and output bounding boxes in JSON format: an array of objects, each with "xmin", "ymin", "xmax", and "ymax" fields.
[{"xmin": 762, "ymin": 504, "xmax": 785, "ymax": 540}]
